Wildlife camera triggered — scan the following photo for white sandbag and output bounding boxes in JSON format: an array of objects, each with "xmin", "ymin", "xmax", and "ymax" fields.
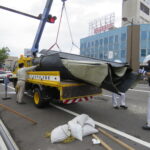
[
  {"xmin": 74, "ymin": 114, "xmax": 89, "ymax": 127},
  {"xmin": 82, "ymin": 124, "xmax": 98, "ymax": 137},
  {"xmin": 68, "ymin": 114, "xmax": 90, "ymax": 127},
  {"xmin": 68, "ymin": 122, "xmax": 83, "ymax": 141},
  {"xmin": 62, "ymin": 124, "xmax": 71, "ymax": 137},
  {"xmin": 51, "ymin": 124, "xmax": 70, "ymax": 143},
  {"xmin": 84, "ymin": 117, "xmax": 96, "ymax": 128}
]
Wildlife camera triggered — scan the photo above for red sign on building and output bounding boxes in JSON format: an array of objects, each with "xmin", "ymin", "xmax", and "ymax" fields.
[{"xmin": 94, "ymin": 23, "xmax": 114, "ymax": 34}]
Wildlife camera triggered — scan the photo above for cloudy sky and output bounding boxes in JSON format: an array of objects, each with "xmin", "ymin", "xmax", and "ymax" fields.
[{"xmin": 0, "ymin": 0, "xmax": 122, "ymax": 57}]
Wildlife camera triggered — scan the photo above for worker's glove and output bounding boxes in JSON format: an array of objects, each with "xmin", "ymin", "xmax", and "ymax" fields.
[{"xmin": 138, "ymin": 68, "xmax": 147, "ymax": 75}]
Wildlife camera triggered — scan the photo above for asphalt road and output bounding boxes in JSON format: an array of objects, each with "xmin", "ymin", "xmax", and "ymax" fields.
[{"xmin": 0, "ymin": 83, "xmax": 150, "ymax": 150}]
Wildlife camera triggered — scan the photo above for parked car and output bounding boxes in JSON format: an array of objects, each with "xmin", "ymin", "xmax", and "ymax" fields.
[
  {"xmin": 5, "ymin": 71, "xmax": 13, "ymax": 77},
  {"xmin": 0, "ymin": 71, "xmax": 7, "ymax": 83}
]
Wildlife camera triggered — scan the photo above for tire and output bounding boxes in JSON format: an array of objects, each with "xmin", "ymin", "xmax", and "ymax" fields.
[{"xmin": 33, "ymin": 88, "xmax": 45, "ymax": 108}]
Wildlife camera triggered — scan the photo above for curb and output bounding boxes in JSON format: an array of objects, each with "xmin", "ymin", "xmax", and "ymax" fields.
[{"xmin": 0, "ymin": 119, "xmax": 19, "ymax": 150}]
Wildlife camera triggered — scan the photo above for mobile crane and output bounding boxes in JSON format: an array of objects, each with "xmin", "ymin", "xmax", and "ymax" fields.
[
  {"xmin": 1, "ymin": 0, "xmax": 137, "ymax": 108},
  {"xmin": 11, "ymin": 0, "xmax": 102, "ymax": 108}
]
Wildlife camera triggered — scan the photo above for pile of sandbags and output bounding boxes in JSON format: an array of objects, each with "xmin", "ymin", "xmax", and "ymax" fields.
[{"xmin": 50, "ymin": 114, "xmax": 98, "ymax": 143}]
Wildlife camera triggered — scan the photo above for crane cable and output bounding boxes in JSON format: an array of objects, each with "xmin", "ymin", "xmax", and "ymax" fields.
[
  {"xmin": 64, "ymin": 5, "xmax": 80, "ymax": 52},
  {"xmin": 48, "ymin": 1, "xmax": 79, "ymax": 52},
  {"xmin": 48, "ymin": 1, "xmax": 65, "ymax": 51}
]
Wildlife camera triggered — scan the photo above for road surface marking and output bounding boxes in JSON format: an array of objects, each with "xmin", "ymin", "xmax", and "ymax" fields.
[
  {"xmin": 129, "ymin": 88, "xmax": 150, "ymax": 93},
  {"xmin": 0, "ymin": 92, "xmax": 16, "ymax": 94},
  {"xmin": 5, "ymin": 85, "xmax": 150, "ymax": 148},
  {"xmin": 50, "ymin": 103, "xmax": 150, "ymax": 149}
]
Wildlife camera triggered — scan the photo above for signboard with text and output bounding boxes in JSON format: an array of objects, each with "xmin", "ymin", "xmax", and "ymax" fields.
[
  {"xmin": 89, "ymin": 13, "xmax": 115, "ymax": 35},
  {"xmin": 94, "ymin": 23, "xmax": 114, "ymax": 34}
]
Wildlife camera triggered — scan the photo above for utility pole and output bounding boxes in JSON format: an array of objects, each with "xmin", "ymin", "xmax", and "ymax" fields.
[{"xmin": 122, "ymin": 17, "xmax": 134, "ymax": 68}]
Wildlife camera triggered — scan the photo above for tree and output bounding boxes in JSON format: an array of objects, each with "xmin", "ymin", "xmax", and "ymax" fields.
[{"xmin": 0, "ymin": 47, "xmax": 10, "ymax": 68}]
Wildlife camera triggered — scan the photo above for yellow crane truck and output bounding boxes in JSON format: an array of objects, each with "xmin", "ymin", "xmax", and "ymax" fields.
[
  {"xmin": 12, "ymin": 55, "xmax": 101, "ymax": 108},
  {"xmin": 4, "ymin": 0, "xmax": 101, "ymax": 108}
]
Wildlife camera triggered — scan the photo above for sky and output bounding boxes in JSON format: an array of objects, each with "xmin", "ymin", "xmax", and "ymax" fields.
[{"xmin": 0, "ymin": 0, "xmax": 122, "ymax": 57}]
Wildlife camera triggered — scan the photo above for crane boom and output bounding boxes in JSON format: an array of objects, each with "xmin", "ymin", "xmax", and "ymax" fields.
[
  {"xmin": 31, "ymin": 0, "xmax": 67, "ymax": 57},
  {"xmin": 31, "ymin": 0, "xmax": 53, "ymax": 57}
]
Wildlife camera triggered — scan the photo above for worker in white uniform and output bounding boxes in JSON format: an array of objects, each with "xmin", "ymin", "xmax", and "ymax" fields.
[
  {"xmin": 139, "ymin": 62, "xmax": 150, "ymax": 130},
  {"xmin": 112, "ymin": 59, "xmax": 128, "ymax": 109},
  {"xmin": 16, "ymin": 63, "xmax": 38, "ymax": 104},
  {"xmin": 112, "ymin": 92, "xmax": 127, "ymax": 109}
]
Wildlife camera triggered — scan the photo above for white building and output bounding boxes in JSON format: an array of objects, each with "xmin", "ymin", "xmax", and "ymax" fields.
[{"xmin": 122, "ymin": 0, "xmax": 150, "ymax": 25}]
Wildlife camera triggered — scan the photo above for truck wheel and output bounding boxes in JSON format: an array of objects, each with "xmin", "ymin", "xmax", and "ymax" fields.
[{"xmin": 33, "ymin": 88, "xmax": 45, "ymax": 108}]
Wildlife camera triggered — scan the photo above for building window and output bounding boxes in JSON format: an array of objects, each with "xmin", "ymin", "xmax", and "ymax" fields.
[
  {"xmin": 148, "ymin": 42, "xmax": 150, "ymax": 49},
  {"xmin": 148, "ymin": 49, "xmax": 150, "ymax": 55},
  {"xmin": 141, "ymin": 49, "xmax": 146, "ymax": 57},
  {"xmin": 104, "ymin": 38, "xmax": 108, "ymax": 51},
  {"xmin": 84, "ymin": 43, "xmax": 86, "ymax": 49},
  {"xmin": 80, "ymin": 43, "xmax": 84, "ymax": 49},
  {"xmin": 114, "ymin": 44, "xmax": 119, "ymax": 50},
  {"xmin": 140, "ymin": 2, "xmax": 149, "ymax": 15},
  {"xmin": 104, "ymin": 38, "xmax": 108, "ymax": 45},
  {"xmin": 104, "ymin": 45, "xmax": 108, "ymax": 51},
  {"xmin": 99, "ymin": 53, "xmax": 103, "ymax": 59},
  {"xmin": 95, "ymin": 40, "xmax": 99, "ymax": 47},
  {"xmin": 104, "ymin": 51, "xmax": 108, "ymax": 59},
  {"xmin": 148, "ymin": 32, "xmax": 150, "ymax": 40},
  {"xmin": 88, "ymin": 42, "xmax": 90, "ymax": 48},
  {"xmin": 91, "ymin": 48, "xmax": 94, "ymax": 58},
  {"xmin": 121, "ymin": 33, "xmax": 126, "ymax": 41},
  {"xmin": 91, "ymin": 41, "xmax": 94, "ymax": 47},
  {"xmin": 109, "ymin": 44, "xmax": 113, "ymax": 50},
  {"xmin": 121, "ymin": 42, "xmax": 126, "ymax": 50},
  {"xmin": 109, "ymin": 36, "xmax": 113, "ymax": 44},
  {"xmin": 100, "ymin": 39, "xmax": 103, "ymax": 46},
  {"xmin": 141, "ymin": 40, "xmax": 147, "ymax": 49},
  {"xmin": 121, "ymin": 50, "xmax": 126, "ymax": 58},
  {"xmin": 115, "ymin": 35, "xmax": 118, "ymax": 43},
  {"xmin": 141, "ymin": 31, "xmax": 147, "ymax": 40}
]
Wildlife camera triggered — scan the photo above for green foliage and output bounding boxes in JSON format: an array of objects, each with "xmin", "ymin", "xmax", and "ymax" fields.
[{"xmin": 0, "ymin": 47, "xmax": 10, "ymax": 64}]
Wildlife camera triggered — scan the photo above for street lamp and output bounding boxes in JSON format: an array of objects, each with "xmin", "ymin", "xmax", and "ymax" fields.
[{"xmin": 122, "ymin": 17, "xmax": 134, "ymax": 68}]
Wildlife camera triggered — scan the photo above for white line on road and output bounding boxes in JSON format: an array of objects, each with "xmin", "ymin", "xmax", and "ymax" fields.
[
  {"xmin": 50, "ymin": 103, "xmax": 150, "ymax": 149},
  {"xmin": 5, "ymin": 85, "xmax": 150, "ymax": 148},
  {"xmin": 0, "ymin": 92, "xmax": 16, "ymax": 94},
  {"xmin": 102, "ymin": 89, "xmax": 150, "ymax": 98},
  {"xmin": 129, "ymin": 88, "xmax": 150, "ymax": 93}
]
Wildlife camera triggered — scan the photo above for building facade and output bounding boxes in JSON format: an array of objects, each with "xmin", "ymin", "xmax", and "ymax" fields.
[
  {"xmin": 4, "ymin": 56, "xmax": 18, "ymax": 71},
  {"xmin": 80, "ymin": 24, "xmax": 150, "ymax": 71},
  {"xmin": 122, "ymin": 0, "xmax": 150, "ymax": 25}
]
